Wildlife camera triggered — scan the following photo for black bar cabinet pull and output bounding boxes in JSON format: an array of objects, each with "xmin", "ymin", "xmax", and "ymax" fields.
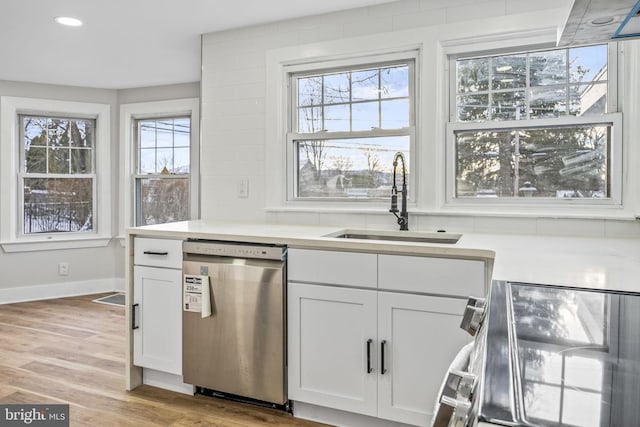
[
  {"xmin": 366, "ymin": 339, "xmax": 373, "ymax": 373},
  {"xmin": 380, "ymin": 340, "xmax": 387, "ymax": 375},
  {"xmin": 143, "ymin": 250, "xmax": 169, "ymax": 256},
  {"xmin": 132, "ymin": 303, "xmax": 139, "ymax": 330}
]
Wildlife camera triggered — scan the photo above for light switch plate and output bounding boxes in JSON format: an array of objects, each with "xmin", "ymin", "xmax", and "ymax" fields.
[{"xmin": 238, "ymin": 178, "xmax": 249, "ymax": 198}]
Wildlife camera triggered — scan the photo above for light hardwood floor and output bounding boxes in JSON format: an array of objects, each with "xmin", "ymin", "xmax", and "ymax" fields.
[{"xmin": 0, "ymin": 293, "xmax": 328, "ymax": 427}]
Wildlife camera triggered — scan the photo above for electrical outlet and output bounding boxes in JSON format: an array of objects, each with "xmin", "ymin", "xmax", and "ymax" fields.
[{"xmin": 58, "ymin": 262, "xmax": 69, "ymax": 276}]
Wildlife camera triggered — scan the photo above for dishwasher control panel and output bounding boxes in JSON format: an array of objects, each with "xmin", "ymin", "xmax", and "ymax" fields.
[{"xmin": 183, "ymin": 240, "xmax": 286, "ymax": 261}]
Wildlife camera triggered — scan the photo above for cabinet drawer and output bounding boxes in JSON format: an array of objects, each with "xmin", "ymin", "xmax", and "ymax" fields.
[
  {"xmin": 134, "ymin": 237, "xmax": 183, "ymax": 269},
  {"xmin": 288, "ymin": 249, "xmax": 377, "ymax": 288},
  {"xmin": 378, "ymin": 254, "xmax": 485, "ymax": 297}
]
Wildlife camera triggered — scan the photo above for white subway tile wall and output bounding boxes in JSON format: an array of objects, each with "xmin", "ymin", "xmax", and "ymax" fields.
[{"xmin": 199, "ymin": 0, "xmax": 640, "ymax": 239}]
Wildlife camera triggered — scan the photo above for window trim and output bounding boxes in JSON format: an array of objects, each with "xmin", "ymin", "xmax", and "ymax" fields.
[
  {"xmin": 119, "ymin": 98, "xmax": 200, "ymax": 237},
  {"xmin": 0, "ymin": 96, "xmax": 111, "ymax": 252},
  {"xmin": 439, "ymin": 35, "xmax": 624, "ymax": 213},
  {"xmin": 446, "ymin": 113, "xmax": 623, "ymax": 207},
  {"xmin": 18, "ymin": 114, "xmax": 97, "ymax": 237},
  {"xmin": 448, "ymin": 43, "xmax": 618, "ymax": 122},
  {"xmin": 284, "ymin": 50, "xmax": 420, "ymax": 204}
]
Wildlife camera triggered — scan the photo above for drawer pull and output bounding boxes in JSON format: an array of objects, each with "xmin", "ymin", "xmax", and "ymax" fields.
[
  {"xmin": 132, "ymin": 303, "xmax": 140, "ymax": 330},
  {"xmin": 380, "ymin": 340, "xmax": 387, "ymax": 375},
  {"xmin": 143, "ymin": 250, "xmax": 169, "ymax": 256},
  {"xmin": 366, "ymin": 339, "xmax": 373, "ymax": 374}
]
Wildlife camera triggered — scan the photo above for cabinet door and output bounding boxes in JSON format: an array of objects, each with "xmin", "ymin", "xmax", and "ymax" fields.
[
  {"xmin": 377, "ymin": 292, "xmax": 470, "ymax": 427},
  {"xmin": 288, "ymin": 283, "xmax": 378, "ymax": 416},
  {"xmin": 133, "ymin": 266, "xmax": 182, "ymax": 375}
]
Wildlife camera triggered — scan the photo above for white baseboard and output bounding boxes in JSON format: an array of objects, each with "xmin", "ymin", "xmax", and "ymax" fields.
[
  {"xmin": 0, "ymin": 277, "xmax": 125, "ymax": 304},
  {"xmin": 292, "ymin": 401, "xmax": 418, "ymax": 427},
  {"xmin": 142, "ymin": 368, "xmax": 194, "ymax": 395}
]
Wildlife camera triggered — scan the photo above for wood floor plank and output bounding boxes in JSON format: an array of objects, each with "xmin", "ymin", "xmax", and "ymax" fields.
[
  {"xmin": 29, "ymin": 345, "xmax": 124, "ymax": 374},
  {"xmin": 0, "ymin": 294, "xmax": 329, "ymax": 426}
]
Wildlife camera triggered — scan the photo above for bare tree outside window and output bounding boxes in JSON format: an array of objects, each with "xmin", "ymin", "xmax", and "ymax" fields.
[
  {"xmin": 135, "ymin": 117, "xmax": 191, "ymax": 226},
  {"xmin": 292, "ymin": 61, "xmax": 413, "ymax": 199},
  {"xmin": 21, "ymin": 115, "xmax": 95, "ymax": 234}
]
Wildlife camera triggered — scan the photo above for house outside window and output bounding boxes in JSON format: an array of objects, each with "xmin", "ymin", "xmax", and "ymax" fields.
[
  {"xmin": 20, "ymin": 115, "xmax": 96, "ymax": 234},
  {"xmin": 287, "ymin": 52, "xmax": 417, "ymax": 201},
  {"xmin": 134, "ymin": 117, "xmax": 191, "ymax": 226},
  {"xmin": 448, "ymin": 43, "xmax": 621, "ymax": 205},
  {"xmin": 119, "ymin": 98, "xmax": 199, "ymax": 235}
]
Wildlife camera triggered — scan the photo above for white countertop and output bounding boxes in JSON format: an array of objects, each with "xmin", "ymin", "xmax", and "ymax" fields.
[
  {"xmin": 128, "ymin": 220, "xmax": 640, "ymax": 293},
  {"xmin": 458, "ymin": 233, "xmax": 640, "ymax": 293},
  {"xmin": 127, "ymin": 220, "xmax": 495, "ymax": 260}
]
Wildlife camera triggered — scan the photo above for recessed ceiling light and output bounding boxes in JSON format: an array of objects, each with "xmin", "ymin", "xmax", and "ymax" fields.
[
  {"xmin": 591, "ymin": 16, "xmax": 616, "ymax": 26},
  {"xmin": 55, "ymin": 16, "xmax": 83, "ymax": 27}
]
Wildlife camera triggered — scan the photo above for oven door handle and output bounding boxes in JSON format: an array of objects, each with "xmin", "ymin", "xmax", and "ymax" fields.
[{"xmin": 432, "ymin": 395, "xmax": 472, "ymax": 427}]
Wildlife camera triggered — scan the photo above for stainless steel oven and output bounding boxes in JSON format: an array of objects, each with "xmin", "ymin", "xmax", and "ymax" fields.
[
  {"xmin": 434, "ymin": 280, "xmax": 640, "ymax": 427},
  {"xmin": 182, "ymin": 240, "xmax": 287, "ymax": 407}
]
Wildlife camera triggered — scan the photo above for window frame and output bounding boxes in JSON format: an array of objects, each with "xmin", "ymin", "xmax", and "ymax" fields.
[
  {"xmin": 284, "ymin": 50, "xmax": 419, "ymax": 204},
  {"xmin": 444, "ymin": 41, "xmax": 622, "ymax": 210},
  {"xmin": 133, "ymin": 115, "xmax": 192, "ymax": 227},
  {"xmin": 119, "ymin": 98, "xmax": 200, "ymax": 237},
  {"xmin": 19, "ymin": 114, "xmax": 97, "ymax": 236},
  {"xmin": 0, "ymin": 97, "xmax": 111, "ymax": 252}
]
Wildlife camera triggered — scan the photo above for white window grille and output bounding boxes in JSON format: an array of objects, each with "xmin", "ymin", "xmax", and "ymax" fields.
[
  {"xmin": 20, "ymin": 115, "xmax": 96, "ymax": 234},
  {"xmin": 287, "ymin": 52, "xmax": 417, "ymax": 201},
  {"xmin": 134, "ymin": 117, "xmax": 191, "ymax": 226},
  {"xmin": 447, "ymin": 43, "xmax": 621, "ymax": 205}
]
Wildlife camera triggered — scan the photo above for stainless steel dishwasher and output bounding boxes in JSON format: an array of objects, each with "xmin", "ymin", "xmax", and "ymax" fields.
[{"xmin": 182, "ymin": 240, "xmax": 287, "ymax": 407}]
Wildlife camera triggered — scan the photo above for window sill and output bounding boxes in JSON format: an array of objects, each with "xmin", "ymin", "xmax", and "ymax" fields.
[
  {"xmin": 1, "ymin": 236, "xmax": 112, "ymax": 253},
  {"xmin": 115, "ymin": 235, "xmax": 126, "ymax": 247},
  {"xmin": 264, "ymin": 205, "xmax": 638, "ymax": 221}
]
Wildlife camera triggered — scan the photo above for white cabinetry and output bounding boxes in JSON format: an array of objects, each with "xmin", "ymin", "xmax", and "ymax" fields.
[
  {"xmin": 288, "ymin": 283, "xmax": 378, "ymax": 416},
  {"xmin": 378, "ymin": 254, "xmax": 485, "ymax": 297},
  {"xmin": 288, "ymin": 248, "xmax": 484, "ymax": 427},
  {"xmin": 377, "ymin": 292, "xmax": 468, "ymax": 426},
  {"xmin": 132, "ymin": 238, "xmax": 183, "ymax": 376}
]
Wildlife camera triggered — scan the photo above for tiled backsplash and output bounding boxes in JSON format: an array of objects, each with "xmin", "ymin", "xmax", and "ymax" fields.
[{"xmin": 265, "ymin": 210, "xmax": 640, "ymax": 239}]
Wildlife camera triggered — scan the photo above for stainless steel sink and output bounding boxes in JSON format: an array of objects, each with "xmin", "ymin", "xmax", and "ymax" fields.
[{"xmin": 323, "ymin": 229, "xmax": 461, "ymax": 244}]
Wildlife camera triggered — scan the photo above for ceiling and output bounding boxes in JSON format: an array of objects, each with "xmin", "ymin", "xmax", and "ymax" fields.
[{"xmin": 0, "ymin": 0, "xmax": 397, "ymax": 89}]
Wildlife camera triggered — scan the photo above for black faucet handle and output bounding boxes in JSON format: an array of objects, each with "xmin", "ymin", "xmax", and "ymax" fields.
[{"xmin": 390, "ymin": 194, "xmax": 398, "ymax": 212}]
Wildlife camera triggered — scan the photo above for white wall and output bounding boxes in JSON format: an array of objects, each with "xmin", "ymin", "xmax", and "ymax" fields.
[
  {"xmin": 200, "ymin": 0, "xmax": 640, "ymax": 239},
  {"xmin": 0, "ymin": 80, "xmax": 199, "ymax": 302}
]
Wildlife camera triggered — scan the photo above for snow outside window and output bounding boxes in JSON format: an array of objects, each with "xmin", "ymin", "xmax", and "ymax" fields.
[
  {"xmin": 20, "ymin": 115, "xmax": 96, "ymax": 234},
  {"xmin": 1, "ymin": 97, "xmax": 111, "ymax": 252}
]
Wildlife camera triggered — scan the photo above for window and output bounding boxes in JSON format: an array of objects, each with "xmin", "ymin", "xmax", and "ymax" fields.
[
  {"xmin": 287, "ymin": 53, "xmax": 416, "ymax": 201},
  {"xmin": 134, "ymin": 116, "xmax": 191, "ymax": 226},
  {"xmin": 119, "ymin": 98, "xmax": 199, "ymax": 235},
  {"xmin": 448, "ymin": 44, "xmax": 621, "ymax": 204},
  {"xmin": 0, "ymin": 97, "xmax": 111, "ymax": 252},
  {"xmin": 20, "ymin": 115, "xmax": 95, "ymax": 234}
]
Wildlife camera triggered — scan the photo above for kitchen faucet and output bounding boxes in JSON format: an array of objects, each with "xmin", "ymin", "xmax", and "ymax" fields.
[{"xmin": 389, "ymin": 152, "xmax": 408, "ymax": 231}]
